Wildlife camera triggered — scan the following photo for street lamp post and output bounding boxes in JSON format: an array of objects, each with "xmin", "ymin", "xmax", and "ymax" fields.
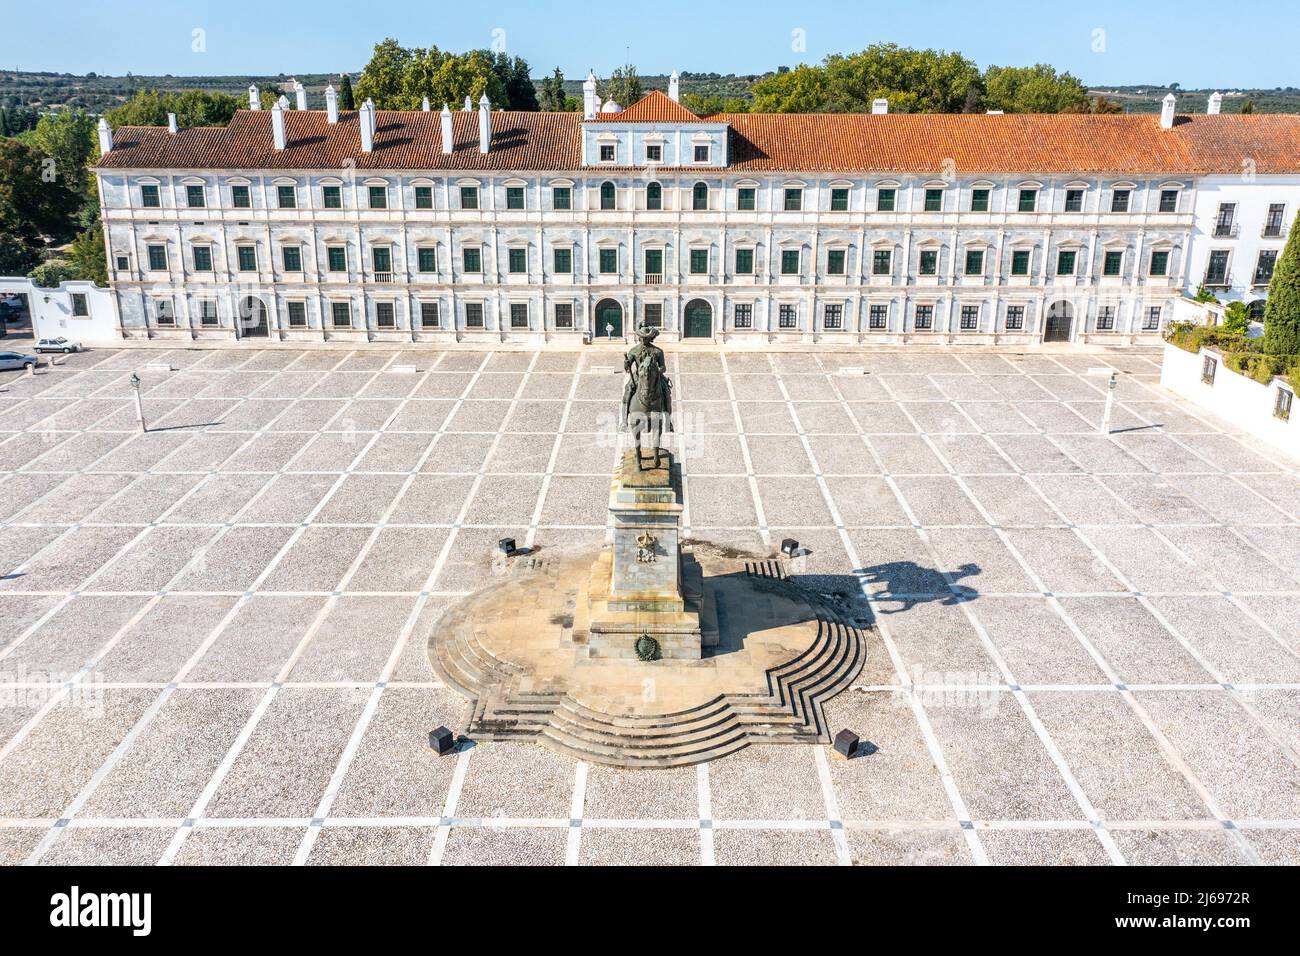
[
  {"xmin": 1100, "ymin": 370, "xmax": 1119, "ymax": 435},
  {"xmin": 129, "ymin": 371, "xmax": 146, "ymax": 433}
]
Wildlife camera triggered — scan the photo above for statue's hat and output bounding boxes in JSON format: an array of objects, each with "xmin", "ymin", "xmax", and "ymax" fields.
[{"xmin": 635, "ymin": 322, "xmax": 660, "ymax": 339}]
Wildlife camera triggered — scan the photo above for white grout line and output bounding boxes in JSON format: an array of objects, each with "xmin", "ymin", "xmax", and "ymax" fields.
[
  {"xmin": 697, "ymin": 762, "xmax": 714, "ymax": 866},
  {"xmin": 428, "ymin": 745, "xmax": 473, "ymax": 866},
  {"xmin": 565, "ymin": 761, "xmax": 587, "ymax": 866}
]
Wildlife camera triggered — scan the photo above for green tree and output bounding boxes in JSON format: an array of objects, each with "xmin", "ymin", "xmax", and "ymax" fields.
[
  {"xmin": 600, "ymin": 63, "xmax": 643, "ymax": 109},
  {"xmin": 492, "ymin": 53, "xmax": 539, "ymax": 110},
  {"xmin": 355, "ymin": 38, "xmax": 414, "ymax": 108},
  {"xmin": 0, "ymin": 230, "xmax": 40, "ymax": 275},
  {"xmin": 540, "ymin": 67, "xmax": 567, "ymax": 112},
  {"xmin": 1262, "ymin": 210, "xmax": 1300, "ymax": 355},
  {"xmin": 27, "ymin": 260, "xmax": 75, "ymax": 287},
  {"xmin": 1239, "ymin": 98, "xmax": 1256, "ymax": 114},
  {"xmin": 67, "ymin": 222, "xmax": 108, "ymax": 285},
  {"xmin": 750, "ymin": 65, "xmax": 829, "ymax": 113},
  {"xmin": 822, "ymin": 44, "xmax": 984, "ymax": 113},
  {"xmin": 32, "ymin": 108, "xmax": 96, "ymax": 194},
  {"xmin": 681, "ymin": 93, "xmax": 749, "ymax": 115},
  {"xmin": 104, "ymin": 88, "xmax": 240, "ymax": 128},
  {"xmin": 338, "ymin": 74, "xmax": 355, "ymax": 110},
  {"xmin": 0, "ymin": 139, "xmax": 81, "ymax": 246},
  {"xmin": 983, "ymin": 63, "xmax": 1089, "ymax": 113},
  {"xmin": 1221, "ymin": 300, "xmax": 1251, "ymax": 334}
]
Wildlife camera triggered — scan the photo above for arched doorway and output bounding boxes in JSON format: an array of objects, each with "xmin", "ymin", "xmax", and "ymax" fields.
[
  {"xmin": 1044, "ymin": 300, "xmax": 1072, "ymax": 342},
  {"xmin": 683, "ymin": 299, "xmax": 712, "ymax": 338},
  {"xmin": 594, "ymin": 298, "xmax": 622, "ymax": 338},
  {"xmin": 238, "ymin": 296, "xmax": 269, "ymax": 338}
]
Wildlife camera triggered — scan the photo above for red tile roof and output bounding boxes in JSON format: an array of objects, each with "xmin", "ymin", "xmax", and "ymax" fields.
[
  {"xmin": 97, "ymin": 106, "xmax": 1300, "ymax": 176},
  {"xmin": 593, "ymin": 90, "xmax": 702, "ymax": 123}
]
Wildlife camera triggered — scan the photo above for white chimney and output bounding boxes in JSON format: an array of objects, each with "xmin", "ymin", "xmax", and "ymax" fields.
[
  {"xmin": 478, "ymin": 93, "xmax": 491, "ymax": 153},
  {"xmin": 96, "ymin": 117, "xmax": 113, "ymax": 156},
  {"xmin": 294, "ymin": 79, "xmax": 307, "ymax": 110},
  {"xmin": 583, "ymin": 70, "xmax": 598, "ymax": 120},
  {"xmin": 271, "ymin": 101, "xmax": 286, "ymax": 149},
  {"xmin": 871, "ymin": 98, "xmax": 888, "ymax": 114},
  {"xmin": 440, "ymin": 103, "xmax": 453, "ymax": 154},
  {"xmin": 463, "ymin": 95, "xmax": 473, "ymax": 112},
  {"xmin": 1160, "ymin": 93, "xmax": 1176, "ymax": 129},
  {"xmin": 325, "ymin": 85, "xmax": 338, "ymax": 123},
  {"xmin": 422, "ymin": 96, "xmax": 430, "ymax": 112},
  {"xmin": 167, "ymin": 112, "xmax": 178, "ymax": 134},
  {"xmin": 249, "ymin": 84, "xmax": 260, "ymax": 110},
  {"xmin": 668, "ymin": 70, "xmax": 680, "ymax": 103},
  {"xmin": 360, "ymin": 99, "xmax": 374, "ymax": 152},
  {"xmin": 1207, "ymin": 91, "xmax": 1223, "ymax": 115}
]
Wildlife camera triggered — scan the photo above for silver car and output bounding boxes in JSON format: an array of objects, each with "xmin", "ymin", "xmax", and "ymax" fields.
[
  {"xmin": 35, "ymin": 336, "xmax": 81, "ymax": 354},
  {"xmin": 0, "ymin": 351, "xmax": 38, "ymax": 371}
]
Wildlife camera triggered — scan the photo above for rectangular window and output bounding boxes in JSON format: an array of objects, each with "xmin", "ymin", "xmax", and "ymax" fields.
[
  {"xmin": 376, "ymin": 302, "xmax": 395, "ymax": 328},
  {"xmin": 506, "ymin": 186, "xmax": 524, "ymax": 210},
  {"xmin": 830, "ymin": 187, "xmax": 849, "ymax": 212},
  {"xmin": 826, "ymin": 249, "xmax": 846, "ymax": 275},
  {"xmin": 646, "ymin": 245, "xmax": 666, "ymax": 278},
  {"xmin": 414, "ymin": 186, "xmax": 433, "ymax": 209},
  {"xmin": 553, "ymin": 247, "xmax": 572, "ymax": 274},
  {"xmin": 460, "ymin": 185, "xmax": 479, "ymax": 210},
  {"xmin": 970, "ymin": 188, "xmax": 990, "ymax": 212},
  {"xmin": 599, "ymin": 248, "xmax": 618, "ymax": 274},
  {"xmin": 552, "ymin": 186, "xmax": 571, "ymax": 210},
  {"xmin": 154, "ymin": 300, "xmax": 175, "ymax": 326},
  {"xmin": 645, "ymin": 143, "xmax": 662, "ymax": 163},
  {"xmin": 1144, "ymin": 306, "xmax": 1162, "ymax": 331},
  {"xmin": 281, "ymin": 246, "xmax": 302, "ymax": 272},
  {"xmin": 147, "ymin": 245, "xmax": 168, "ymax": 271},
  {"xmin": 600, "ymin": 183, "xmax": 615, "ymax": 210},
  {"xmin": 1011, "ymin": 249, "xmax": 1031, "ymax": 276},
  {"xmin": 783, "ymin": 188, "xmax": 802, "ymax": 211},
  {"xmin": 372, "ymin": 246, "xmax": 392, "ymax": 273},
  {"xmin": 964, "ymin": 249, "xmax": 984, "ymax": 275},
  {"xmin": 923, "ymin": 188, "xmax": 943, "ymax": 212},
  {"xmin": 1254, "ymin": 250, "xmax": 1278, "ymax": 285},
  {"xmin": 510, "ymin": 303, "xmax": 529, "ymax": 328},
  {"xmin": 918, "ymin": 249, "xmax": 938, "ymax": 276},
  {"xmin": 237, "ymin": 246, "xmax": 257, "ymax": 272},
  {"xmin": 1110, "ymin": 189, "xmax": 1130, "ymax": 213},
  {"xmin": 277, "ymin": 184, "xmax": 296, "ymax": 208},
  {"xmin": 71, "ymin": 293, "xmax": 89, "ymax": 317},
  {"xmin": 872, "ymin": 249, "xmax": 892, "ymax": 275},
  {"xmin": 780, "ymin": 249, "xmax": 800, "ymax": 275},
  {"xmin": 1103, "ymin": 250, "xmax": 1124, "ymax": 277},
  {"xmin": 116, "ymin": 256, "xmax": 129, "ymax": 271},
  {"xmin": 1204, "ymin": 250, "xmax": 1230, "ymax": 286},
  {"xmin": 327, "ymin": 246, "xmax": 347, "ymax": 272},
  {"xmin": 600, "ymin": 144, "xmax": 615, "ymax": 162},
  {"xmin": 734, "ymin": 248, "xmax": 753, "ymax": 274},
  {"xmin": 287, "ymin": 301, "xmax": 307, "ymax": 328},
  {"xmin": 643, "ymin": 303, "xmax": 663, "ymax": 328},
  {"xmin": 1159, "ymin": 189, "xmax": 1179, "ymax": 213},
  {"xmin": 914, "ymin": 304, "xmax": 934, "ymax": 330},
  {"xmin": 960, "ymin": 305, "xmax": 980, "ymax": 331},
  {"xmin": 737, "ymin": 186, "xmax": 756, "ymax": 211},
  {"xmin": 733, "ymin": 304, "xmax": 753, "ymax": 329},
  {"xmin": 322, "ymin": 185, "xmax": 342, "ymax": 208},
  {"xmin": 778, "ymin": 304, "xmax": 797, "ymax": 329},
  {"xmin": 1018, "ymin": 189, "xmax": 1037, "ymax": 213},
  {"xmin": 465, "ymin": 303, "xmax": 484, "ymax": 328},
  {"xmin": 869, "ymin": 304, "xmax": 888, "ymax": 330},
  {"xmin": 420, "ymin": 302, "xmax": 440, "ymax": 329},
  {"xmin": 508, "ymin": 247, "xmax": 527, "ymax": 273},
  {"xmin": 1064, "ymin": 188, "xmax": 1084, "ymax": 213},
  {"xmin": 141, "ymin": 183, "xmax": 161, "ymax": 208},
  {"xmin": 823, "ymin": 304, "xmax": 843, "ymax": 330},
  {"xmin": 1096, "ymin": 306, "xmax": 1116, "ymax": 331},
  {"xmin": 877, "ymin": 187, "xmax": 896, "ymax": 212},
  {"xmin": 1005, "ymin": 305, "xmax": 1025, "ymax": 330},
  {"xmin": 331, "ymin": 301, "xmax": 351, "ymax": 328},
  {"xmin": 693, "ymin": 144, "xmax": 709, "ymax": 163},
  {"xmin": 231, "ymin": 184, "xmax": 250, "ymax": 208},
  {"xmin": 1149, "ymin": 250, "xmax": 1170, "ymax": 277},
  {"xmin": 1275, "ymin": 387, "xmax": 1292, "ymax": 421},
  {"xmin": 1056, "ymin": 249, "xmax": 1077, "ymax": 275},
  {"xmin": 417, "ymin": 247, "xmax": 437, "ymax": 273},
  {"xmin": 1264, "ymin": 202, "xmax": 1286, "ymax": 237},
  {"xmin": 197, "ymin": 300, "xmax": 218, "ymax": 327},
  {"xmin": 1214, "ymin": 202, "xmax": 1236, "ymax": 236},
  {"xmin": 192, "ymin": 245, "xmax": 213, "ymax": 272},
  {"xmin": 368, "ymin": 185, "xmax": 387, "ymax": 209},
  {"xmin": 186, "ymin": 184, "xmax": 205, "ymax": 208},
  {"xmin": 692, "ymin": 184, "xmax": 709, "ymax": 211},
  {"xmin": 553, "ymin": 302, "xmax": 573, "ymax": 329},
  {"xmin": 463, "ymin": 247, "xmax": 482, "ymax": 273},
  {"xmin": 690, "ymin": 249, "xmax": 709, "ymax": 275},
  {"xmin": 1201, "ymin": 354, "xmax": 1217, "ymax": 385}
]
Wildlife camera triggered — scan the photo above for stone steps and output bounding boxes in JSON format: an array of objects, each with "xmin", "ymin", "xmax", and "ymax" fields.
[{"xmin": 538, "ymin": 721, "xmax": 751, "ymax": 768}]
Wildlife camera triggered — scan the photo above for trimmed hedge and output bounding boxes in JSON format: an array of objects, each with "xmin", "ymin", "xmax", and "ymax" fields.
[{"xmin": 1165, "ymin": 321, "xmax": 1300, "ymax": 392}]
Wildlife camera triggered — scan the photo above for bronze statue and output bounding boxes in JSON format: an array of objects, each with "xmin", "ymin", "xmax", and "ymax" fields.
[{"xmin": 620, "ymin": 323, "xmax": 673, "ymax": 469}]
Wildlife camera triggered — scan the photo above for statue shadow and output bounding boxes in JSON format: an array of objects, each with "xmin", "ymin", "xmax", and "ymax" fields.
[{"xmin": 852, "ymin": 561, "xmax": 982, "ymax": 615}]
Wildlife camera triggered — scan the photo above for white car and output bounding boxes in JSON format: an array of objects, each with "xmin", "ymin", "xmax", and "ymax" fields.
[
  {"xmin": 35, "ymin": 336, "xmax": 81, "ymax": 354},
  {"xmin": 0, "ymin": 351, "xmax": 38, "ymax": 371}
]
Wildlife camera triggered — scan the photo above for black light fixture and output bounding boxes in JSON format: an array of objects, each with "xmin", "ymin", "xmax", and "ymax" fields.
[
  {"xmin": 427, "ymin": 726, "xmax": 456, "ymax": 756},
  {"xmin": 498, "ymin": 537, "xmax": 517, "ymax": 556},
  {"xmin": 781, "ymin": 537, "xmax": 799, "ymax": 557}
]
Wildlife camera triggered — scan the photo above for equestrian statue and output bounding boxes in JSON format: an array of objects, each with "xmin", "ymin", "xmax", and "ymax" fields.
[{"xmin": 620, "ymin": 323, "xmax": 674, "ymax": 470}]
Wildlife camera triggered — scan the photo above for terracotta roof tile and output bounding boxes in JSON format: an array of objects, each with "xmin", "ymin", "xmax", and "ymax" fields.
[
  {"xmin": 593, "ymin": 90, "xmax": 703, "ymax": 123},
  {"xmin": 96, "ymin": 108, "xmax": 1300, "ymax": 176}
]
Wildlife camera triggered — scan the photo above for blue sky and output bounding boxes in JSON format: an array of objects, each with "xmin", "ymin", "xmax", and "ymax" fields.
[{"xmin": 7, "ymin": 0, "xmax": 1298, "ymax": 88}]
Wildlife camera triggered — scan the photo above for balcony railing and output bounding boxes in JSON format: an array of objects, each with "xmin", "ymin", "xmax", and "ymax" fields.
[
  {"xmin": 644, "ymin": 273, "xmax": 663, "ymax": 285},
  {"xmin": 1213, "ymin": 222, "xmax": 1239, "ymax": 238},
  {"xmin": 373, "ymin": 272, "xmax": 393, "ymax": 283},
  {"xmin": 1262, "ymin": 223, "xmax": 1287, "ymax": 239}
]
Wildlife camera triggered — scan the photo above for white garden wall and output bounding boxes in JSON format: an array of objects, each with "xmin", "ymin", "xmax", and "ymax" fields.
[{"xmin": 0, "ymin": 277, "xmax": 122, "ymax": 345}]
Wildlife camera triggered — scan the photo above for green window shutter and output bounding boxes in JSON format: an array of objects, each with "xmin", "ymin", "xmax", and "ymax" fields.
[
  {"xmin": 508, "ymin": 248, "xmax": 527, "ymax": 273},
  {"xmin": 1103, "ymin": 250, "xmax": 1123, "ymax": 276},
  {"xmin": 1011, "ymin": 250, "xmax": 1030, "ymax": 275},
  {"xmin": 830, "ymin": 188, "xmax": 849, "ymax": 212},
  {"xmin": 690, "ymin": 249, "xmax": 708, "ymax": 274},
  {"xmin": 238, "ymin": 246, "xmax": 257, "ymax": 271},
  {"xmin": 924, "ymin": 189, "xmax": 943, "ymax": 212},
  {"xmin": 1018, "ymin": 190, "xmax": 1037, "ymax": 212},
  {"xmin": 645, "ymin": 248, "xmax": 662, "ymax": 274},
  {"xmin": 323, "ymin": 185, "xmax": 342, "ymax": 208},
  {"xmin": 971, "ymin": 188, "xmax": 990, "ymax": 212},
  {"xmin": 193, "ymin": 246, "xmax": 212, "ymax": 272},
  {"xmin": 693, "ymin": 183, "xmax": 708, "ymax": 210},
  {"xmin": 141, "ymin": 184, "xmax": 160, "ymax": 207},
  {"xmin": 460, "ymin": 186, "xmax": 478, "ymax": 209},
  {"xmin": 737, "ymin": 187, "xmax": 755, "ymax": 211},
  {"xmin": 414, "ymin": 186, "xmax": 433, "ymax": 209},
  {"xmin": 600, "ymin": 248, "xmax": 618, "ymax": 273},
  {"xmin": 463, "ymin": 248, "xmax": 481, "ymax": 272},
  {"xmin": 553, "ymin": 248, "xmax": 572, "ymax": 273},
  {"xmin": 553, "ymin": 186, "xmax": 571, "ymax": 210},
  {"xmin": 873, "ymin": 250, "xmax": 891, "ymax": 275},
  {"xmin": 600, "ymin": 182, "xmax": 615, "ymax": 210},
  {"xmin": 418, "ymin": 247, "xmax": 436, "ymax": 272},
  {"xmin": 186, "ymin": 184, "xmax": 205, "ymax": 207},
  {"xmin": 827, "ymin": 249, "xmax": 845, "ymax": 274},
  {"xmin": 781, "ymin": 249, "xmax": 800, "ymax": 274},
  {"xmin": 368, "ymin": 185, "xmax": 387, "ymax": 209},
  {"xmin": 372, "ymin": 247, "xmax": 391, "ymax": 272},
  {"xmin": 231, "ymin": 185, "xmax": 250, "ymax": 208},
  {"xmin": 328, "ymin": 247, "xmax": 347, "ymax": 271},
  {"xmin": 1149, "ymin": 250, "xmax": 1169, "ymax": 276},
  {"xmin": 783, "ymin": 188, "xmax": 802, "ymax": 211},
  {"xmin": 506, "ymin": 186, "xmax": 524, "ymax": 209},
  {"xmin": 646, "ymin": 183, "xmax": 661, "ymax": 210},
  {"xmin": 919, "ymin": 250, "xmax": 937, "ymax": 275},
  {"xmin": 277, "ymin": 185, "xmax": 296, "ymax": 208},
  {"xmin": 965, "ymin": 249, "xmax": 983, "ymax": 274},
  {"xmin": 1057, "ymin": 250, "xmax": 1076, "ymax": 275},
  {"xmin": 282, "ymin": 246, "xmax": 301, "ymax": 272},
  {"xmin": 877, "ymin": 188, "xmax": 896, "ymax": 212},
  {"xmin": 735, "ymin": 248, "xmax": 753, "ymax": 274}
]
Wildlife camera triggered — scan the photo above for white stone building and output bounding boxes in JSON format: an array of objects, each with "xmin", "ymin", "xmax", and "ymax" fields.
[{"xmin": 92, "ymin": 82, "xmax": 1300, "ymax": 346}]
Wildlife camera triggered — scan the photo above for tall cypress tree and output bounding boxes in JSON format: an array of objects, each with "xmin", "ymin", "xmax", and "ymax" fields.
[
  {"xmin": 1262, "ymin": 210, "xmax": 1300, "ymax": 355},
  {"xmin": 338, "ymin": 74, "xmax": 355, "ymax": 110}
]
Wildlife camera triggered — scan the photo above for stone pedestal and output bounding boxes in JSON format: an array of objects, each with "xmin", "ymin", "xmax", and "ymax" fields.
[{"xmin": 582, "ymin": 450, "xmax": 714, "ymax": 660}]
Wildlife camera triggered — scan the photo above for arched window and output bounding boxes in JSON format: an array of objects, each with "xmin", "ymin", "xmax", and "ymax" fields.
[
  {"xmin": 692, "ymin": 181, "xmax": 708, "ymax": 211},
  {"xmin": 600, "ymin": 181, "xmax": 616, "ymax": 210},
  {"xmin": 1248, "ymin": 299, "xmax": 1267, "ymax": 320},
  {"xmin": 646, "ymin": 182, "xmax": 662, "ymax": 211}
]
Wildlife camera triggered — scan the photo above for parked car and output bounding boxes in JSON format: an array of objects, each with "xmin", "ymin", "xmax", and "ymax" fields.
[
  {"xmin": 0, "ymin": 351, "xmax": 38, "ymax": 371},
  {"xmin": 35, "ymin": 336, "xmax": 81, "ymax": 354}
]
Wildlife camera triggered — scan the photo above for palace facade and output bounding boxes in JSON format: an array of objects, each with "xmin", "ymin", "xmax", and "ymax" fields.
[{"xmin": 93, "ymin": 77, "xmax": 1300, "ymax": 346}]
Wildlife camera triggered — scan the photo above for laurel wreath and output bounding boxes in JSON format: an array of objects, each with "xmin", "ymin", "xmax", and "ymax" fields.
[{"xmin": 635, "ymin": 634, "xmax": 661, "ymax": 662}]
